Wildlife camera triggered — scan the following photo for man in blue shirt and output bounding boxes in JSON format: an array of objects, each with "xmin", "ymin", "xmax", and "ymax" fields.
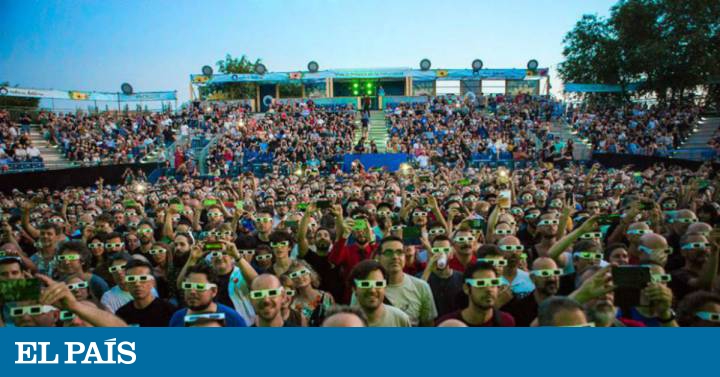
[{"xmin": 169, "ymin": 264, "xmax": 247, "ymax": 327}]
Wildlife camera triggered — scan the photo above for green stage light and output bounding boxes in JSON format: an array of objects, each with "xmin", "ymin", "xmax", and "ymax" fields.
[
  {"xmin": 353, "ymin": 90, "xmax": 359, "ymax": 95},
  {"xmin": 366, "ymin": 82, "xmax": 372, "ymax": 88},
  {"xmin": 353, "ymin": 82, "xmax": 359, "ymax": 88},
  {"xmin": 366, "ymin": 89, "xmax": 372, "ymax": 95}
]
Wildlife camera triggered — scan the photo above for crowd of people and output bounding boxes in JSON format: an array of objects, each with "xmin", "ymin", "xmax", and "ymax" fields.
[
  {"xmin": 0, "ymin": 110, "xmax": 43, "ymax": 171},
  {"xmin": 567, "ymin": 103, "xmax": 701, "ymax": 156},
  {"xmin": 1, "ymin": 154, "xmax": 719, "ymax": 327}
]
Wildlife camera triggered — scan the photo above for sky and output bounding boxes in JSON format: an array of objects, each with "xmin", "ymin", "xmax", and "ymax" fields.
[{"xmin": 0, "ymin": 0, "xmax": 618, "ymax": 107}]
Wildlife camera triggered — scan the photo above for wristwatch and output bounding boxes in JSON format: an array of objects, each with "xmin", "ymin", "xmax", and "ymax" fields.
[{"xmin": 658, "ymin": 309, "xmax": 676, "ymax": 323}]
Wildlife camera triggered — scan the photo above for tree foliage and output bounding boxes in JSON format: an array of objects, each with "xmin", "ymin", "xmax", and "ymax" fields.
[
  {"xmin": 200, "ymin": 54, "xmax": 262, "ymax": 100},
  {"xmin": 559, "ymin": 0, "xmax": 720, "ymax": 106}
]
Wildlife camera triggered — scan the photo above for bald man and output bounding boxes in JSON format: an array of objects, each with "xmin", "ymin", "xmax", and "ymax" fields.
[
  {"xmin": 670, "ymin": 233, "xmax": 718, "ymax": 302},
  {"xmin": 625, "ymin": 222, "xmax": 653, "ymax": 264},
  {"xmin": 686, "ymin": 222, "xmax": 713, "ymax": 238},
  {"xmin": 437, "ymin": 318, "xmax": 468, "ymax": 327},
  {"xmin": 497, "ymin": 236, "xmax": 535, "ymax": 297},
  {"xmin": 503, "ymin": 257, "xmax": 560, "ymax": 326},
  {"xmin": 249, "ymin": 274, "xmax": 291, "ymax": 327},
  {"xmin": 638, "ymin": 233, "xmax": 671, "ymax": 268},
  {"xmin": 322, "ymin": 308, "xmax": 368, "ymax": 327},
  {"xmin": 666, "ymin": 209, "xmax": 699, "ymax": 271}
]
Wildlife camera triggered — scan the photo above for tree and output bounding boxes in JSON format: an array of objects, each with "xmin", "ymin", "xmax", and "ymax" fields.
[{"xmin": 200, "ymin": 54, "xmax": 262, "ymax": 100}]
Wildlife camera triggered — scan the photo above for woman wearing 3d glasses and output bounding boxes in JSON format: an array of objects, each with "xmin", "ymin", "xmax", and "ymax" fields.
[{"xmin": 286, "ymin": 260, "xmax": 334, "ymax": 324}]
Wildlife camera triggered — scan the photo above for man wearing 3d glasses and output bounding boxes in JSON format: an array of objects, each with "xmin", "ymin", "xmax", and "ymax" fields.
[
  {"xmin": 503, "ymin": 257, "xmax": 561, "ymax": 326},
  {"xmin": 670, "ymin": 231, "xmax": 719, "ymax": 302},
  {"xmin": 249, "ymin": 273, "xmax": 294, "ymax": 327},
  {"xmin": 349, "ymin": 260, "xmax": 410, "ymax": 327},
  {"xmin": 170, "ymin": 264, "xmax": 246, "ymax": 327},
  {"xmin": 436, "ymin": 261, "xmax": 515, "ymax": 327},
  {"xmin": 116, "ymin": 260, "xmax": 176, "ymax": 327}
]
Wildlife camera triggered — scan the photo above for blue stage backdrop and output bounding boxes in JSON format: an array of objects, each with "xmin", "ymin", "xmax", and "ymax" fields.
[{"xmin": 342, "ymin": 153, "xmax": 410, "ymax": 172}]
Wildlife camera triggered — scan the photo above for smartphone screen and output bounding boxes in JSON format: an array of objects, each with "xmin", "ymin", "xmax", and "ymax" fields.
[
  {"xmin": 0, "ymin": 278, "xmax": 41, "ymax": 302},
  {"xmin": 612, "ymin": 266, "xmax": 651, "ymax": 309},
  {"xmin": 403, "ymin": 226, "xmax": 422, "ymax": 245},
  {"xmin": 203, "ymin": 242, "xmax": 223, "ymax": 251},
  {"xmin": 203, "ymin": 199, "xmax": 218, "ymax": 207},
  {"xmin": 316, "ymin": 200, "xmax": 331, "ymax": 209},
  {"xmin": 352, "ymin": 219, "xmax": 367, "ymax": 231},
  {"xmin": 598, "ymin": 214, "xmax": 622, "ymax": 225}
]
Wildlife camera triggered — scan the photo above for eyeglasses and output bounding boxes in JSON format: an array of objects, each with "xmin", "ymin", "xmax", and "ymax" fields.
[
  {"xmin": 59, "ymin": 310, "xmax": 76, "ymax": 321},
  {"xmin": 381, "ymin": 249, "xmax": 404, "ymax": 258},
  {"xmin": 525, "ymin": 213, "xmax": 539, "ymax": 219},
  {"xmin": 390, "ymin": 225, "xmax": 403, "ymax": 231},
  {"xmin": 478, "ymin": 258, "xmax": 508, "ymax": 267},
  {"xmin": 696, "ymin": 311, "xmax": 720, "ymax": 322},
  {"xmin": 255, "ymin": 254, "xmax": 273, "ymax": 261},
  {"xmin": 239, "ymin": 249, "xmax": 255, "ymax": 256},
  {"xmin": 181, "ymin": 210, "xmax": 193, "ymax": 215},
  {"xmin": 185, "ymin": 313, "xmax": 225, "ymax": 324},
  {"xmin": 681, "ymin": 242, "xmax": 710, "ymax": 250},
  {"xmin": 377, "ymin": 210, "xmax": 392, "ymax": 217},
  {"xmin": 431, "ymin": 247, "xmax": 452, "ymax": 254},
  {"xmin": 256, "ymin": 217, "xmax": 273, "ymax": 223},
  {"xmin": 138, "ymin": 228, "xmax": 153, "ymax": 234},
  {"xmin": 250, "ymin": 287, "xmax": 284, "ymax": 299},
  {"xmin": 537, "ymin": 219, "xmax": 559, "ymax": 226},
  {"xmin": 48, "ymin": 218, "xmax": 65, "ymax": 224},
  {"xmin": 638, "ymin": 245, "xmax": 673, "ymax": 255},
  {"xmin": 429, "ymin": 228, "xmax": 446, "ymax": 235},
  {"xmin": 511, "ymin": 208, "xmax": 523, "ymax": 215},
  {"xmin": 531, "ymin": 269, "xmax": 563, "ymax": 277},
  {"xmin": 181, "ymin": 282, "xmax": 217, "ymax": 291},
  {"xmin": 463, "ymin": 197, "xmax": 476, "ymax": 202},
  {"xmin": 499, "ymin": 244, "xmax": 525, "ymax": 252},
  {"xmin": 413, "ymin": 211, "xmax": 428, "ymax": 217},
  {"xmin": 67, "ymin": 281, "xmax": 89, "ymax": 291},
  {"xmin": 55, "ymin": 254, "xmax": 81, "ymax": 262},
  {"xmin": 270, "ymin": 241, "xmax": 290, "ymax": 248},
  {"xmin": 494, "ymin": 229, "xmax": 513, "ymax": 235},
  {"xmin": 108, "ymin": 265, "xmax": 127, "ymax": 273},
  {"xmin": 626, "ymin": 229, "xmax": 652, "ymax": 235},
  {"xmin": 453, "ymin": 236, "xmax": 475, "ymax": 243},
  {"xmin": 10, "ymin": 305, "xmax": 57, "ymax": 317},
  {"xmin": 149, "ymin": 248, "xmax": 167, "ymax": 255},
  {"xmin": 285, "ymin": 289, "xmax": 296, "ymax": 297},
  {"xmin": 354, "ymin": 279, "xmax": 387, "ymax": 289},
  {"xmin": 549, "ymin": 201, "xmax": 563, "ymax": 208},
  {"xmin": 573, "ymin": 251, "xmax": 603, "ymax": 260},
  {"xmin": 465, "ymin": 278, "xmax": 505, "ymax": 288},
  {"xmin": 209, "ymin": 251, "xmax": 226, "ymax": 258},
  {"xmin": 673, "ymin": 217, "xmax": 698, "ymax": 224},
  {"xmin": 651, "ymin": 274, "xmax": 672, "ymax": 283},
  {"xmin": 580, "ymin": 232, "xmax": 603, "ymax": 239},
  {"xmin": 105, "ymin": 242, "xmax": 124, "ymax": 248},
  {"xmin": 208, "ymin": 212, "xmax": 224, "ymax": 218},
  {"xmin": 289, "ymin": 268, "xmax": 310, "ymax": 279},
  {"xmin": 326, "ymin": 193, "xmax": 337, "ymax": 199},
  {"xmin": 559, "ymin": 322, "xmax": 596, "ymax": 327},
  {"xmin": 124, "ymin": 274, "xmax": 155, "ymax": 283},
  {"xmin": 88, "ymin": 242, "xmax": 104, "ymax": 248}
]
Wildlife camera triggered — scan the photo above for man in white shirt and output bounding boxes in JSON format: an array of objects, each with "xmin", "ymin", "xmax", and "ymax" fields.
[{"xmin": 350, "ymin": 260, "xmax": 411, "ymax": 327}]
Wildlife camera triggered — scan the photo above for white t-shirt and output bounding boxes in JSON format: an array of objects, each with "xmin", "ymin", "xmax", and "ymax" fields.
[
  {"xmin": 368, "ymin": 304, "xmax": 412, "ymax": 327},
  {"xmin": 385, "ymin": 274, "xmax": 438, "ymax": 326}
]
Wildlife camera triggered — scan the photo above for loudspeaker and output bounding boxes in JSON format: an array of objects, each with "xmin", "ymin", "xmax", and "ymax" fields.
[
  {"xmin": 201, "ymin": 65, "xmax": 213, "ymax": 76},
  {"xmin": 472, "ymin": 59, "xmax": 483, "ymax": 72},
  {"xmin": 419, "ymin": 59, "xmax": 431, "ymax": 71},
  {"xmin": 307, "ymin": 61, "xmax": 319, "ymax": 73},
  {"xmin": 255, "ymin": 64, "xmax": 267, "ymax": 75},
  {"xmin": 527, "ymin": 59, "xmax": 539, "ymax": 70},
  {"xmin": 121, "ymin": 83, "xmax": 133, "ymax": 95}
]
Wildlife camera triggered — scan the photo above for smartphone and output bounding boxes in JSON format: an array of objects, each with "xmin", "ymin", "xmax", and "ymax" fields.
[
  {"xmin": 457, "ymin": 178, "xmax": 471, "ymax": 187},
  {"xmin": 598, "ymin": 214, "xmax": 622, "ymax": 225},
  {"xmin": 699, "ymin": 180, "xmax": 710, "ymax": 189},
  {"xmin": 203, "ymin": 242, "xmax": 223, "ymax": 251},
  {"xmin": 612, "ymin": 266, "xmax": 651, "ymax": 309},
  {"xmin": 316, "ymin": 200, "xmax": 331, "ymax": 209},
  {"xmin": 469, "ymin": 218, "xmax": 485, "ymax": 230},
  {"xmin": 285, "ymin": 220, "xmax": 299, "ymax": 229},
  {"xmin": 297, "ymin": 203, "xmax": 309, "ymax": 211},
  {"xmin": 352, "ymin": 219, "xmax": 367, "ymax": 231},
  {"xmin": 0, "ymin": 278, "xmax": 41, "ymax": 302},
  {"xmin": 402, "ymin": 226, "xmax": 422, "ymax": 245},
  {"xmin": 203, "ymin": 199, "xmax": 218, "ymax": 207},
  {"xmin": 123, "ymin": 199, "xmax": 137, "ymax": 208}
]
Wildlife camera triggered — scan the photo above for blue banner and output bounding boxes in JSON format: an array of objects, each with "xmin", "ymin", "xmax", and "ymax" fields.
[
  {"xmin": 564, "ymin": 83, "xmax": 642, "ymax": 93},
  {"xmin": 343, "ymin": 153, "xmax": 410, "ymax": 172},
  {"xmin": 1, "ymin": 328, "xmax": 718, "ymax": 376},
  {"xmin": 0, "ymin": 86, "xmax": 176, "ymax": 101}
]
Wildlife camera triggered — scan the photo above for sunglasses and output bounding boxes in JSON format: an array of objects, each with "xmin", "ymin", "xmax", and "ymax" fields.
[
  {"xmin": 478, "ymin": 258, "xmax": 508, "ymax": 267},
  {"xmin": 10, "ymin": 305, "xmax": 57, "ymax": 317},
  {"xmin": 431, "ymin": 247, "xmax": 452, "ymax": 254},
  {"xmin": 499, "ymin": 244, "xmax": 525, "ymax": 252},
  {"xmin": 626, "ymin": 229, "xmax": 652, "ymax": 235},
  {"xmin": 453, "ymin": 236, "xmax": 475, "ymax": 243},
  {"xmin": 696, "ymin": 311, "xmax": 720, "ymax": 322},
  {"xmin": 270, "ymin": 241, "xmax": 290, "ymax": 248},
  {"xmin": 354, "ymin": 279, "xmax": 387, "ymax": 289},
  {"xmin": 88, "ymin": 242, "xmax": 104, "ymax": 248},
  {"xmin": 255, "ymin": 254, "xmax": 273, "ymax": 261},
  {"xmin": 289, "ymin": 268, "xmax": 310, "ymax": 279},
  {"xmin": 105, "ymin": 242, "xmax": 124, "ymax": 248},
  {"xmin": 413, "ymin": 211, "xmax": 428, "ymax": 217},
  {"xmin": 531, "ymin": 269, "xmax": 562, "ymax": 277},
  {"xmin": 681, "ymin": 242, "xmax": 710, "ymax": 250},
  {"xmin": 537, "ymin": 219, "xmax": 559, "ymax": 226},
  {"xmin": 465, "ymin": 278, "xmax": 505, "ymax": 288},
  {"xmin": 638, "ymin": 245, "xmax": 673, "ymax": 255},
  {"xmin": 59, "ymin": 310, "xmax": 76, "ymax": 321},
  {"xmin": 651, "ymin": 274, "xmax": 672, "ymax": 283},
  {"xmin": 494, "ymin": 229, "xmax": 513, "ymax": 235},
  {"xmin": 580, "ymin": 232, "xmax": 603, "ymax": 239},
  {"xmin": 67, "ymin": 281, "xmax": 89, "ymax": 291},
  {"xmin": 250, "ymin": 288, "xmax": 284, "ymax": 299},
  {"xmin": 181, "ymin": 282, "xmax": 217, "ymax": 291},
  {"xmin": 108, "ymin": 265, "xmax": 127, "ymax": 273},
  {"xmin": 149, "ymin": 248, "xmax": 167, "ymax": 255},
  {"xmin": 381, "ymin": 249, "xmax": 404, "ymax": 257},
  {"xmin": 124, "ymin": 275, "xmax": 155, "ymax": 283},
  {"xmin": 574, "ymin": 252, "xmax": 603, "ymax": 260},
  {"xmin": 256, "ymin": 217, "xmax": 273, "ymax": 223},
  {"xmin": 56, "ymin": 254, "xmax": 81, "ymax": 262},
  {"xmin": 239, "ymin": 249, "xmax": 255, "ymax": 256}
]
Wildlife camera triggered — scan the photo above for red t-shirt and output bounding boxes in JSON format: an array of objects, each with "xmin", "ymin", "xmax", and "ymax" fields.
[
  {"xmin": 437, "ymin": 309, "xmax": 516, "ymax": 327},
  {"xmin": 449, "ymin": 254, "xmax": 477, "ymax": 273},
  {"xmin": 328, "ymin": 237, "xmax": 377, "ymax": 303}
]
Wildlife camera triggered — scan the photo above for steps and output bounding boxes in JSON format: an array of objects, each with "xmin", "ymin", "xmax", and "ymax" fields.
[
  {"xmin": 550, "ymin": 120, "xmax": 592, "ymax": 160},
  {"xmin": 672, "ymin": 116, "xmax": 719, "ymax": 160},
  {"xmin": 28, "ymin": 125, "xmax": 72, "ymax": 169},
  {"xmin": 353, "ymin": 111, "xmax": 389, "ymax": 153}
]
